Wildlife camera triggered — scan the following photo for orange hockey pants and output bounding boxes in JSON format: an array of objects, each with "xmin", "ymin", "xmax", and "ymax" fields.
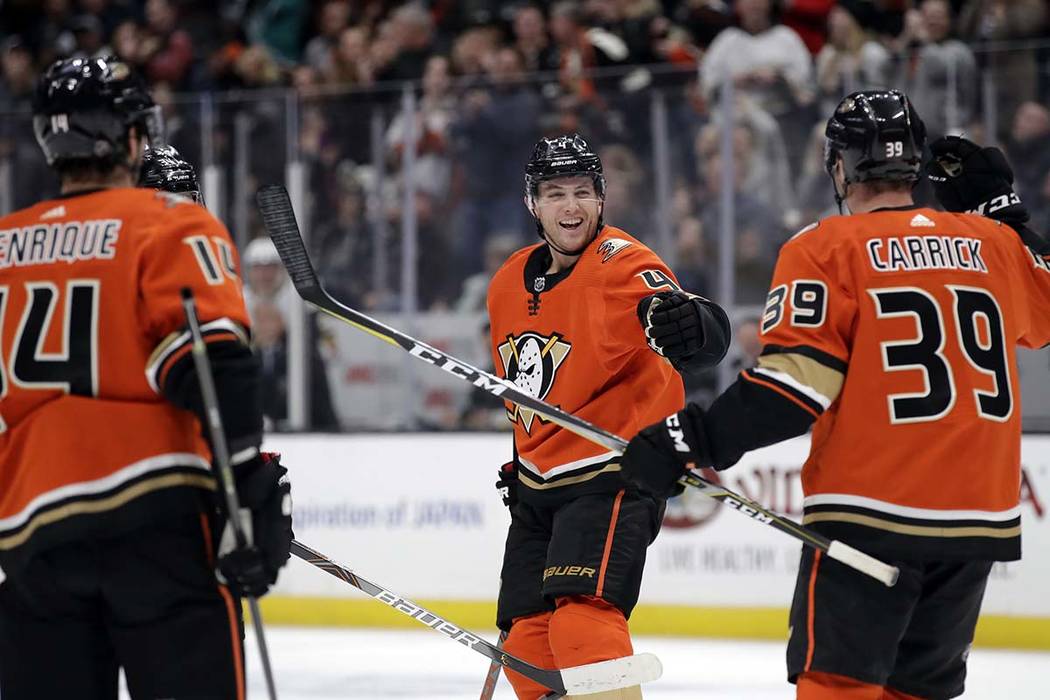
[{"xmin": 502, "ymin": 595, "xmax": 632, "ymax": 700}]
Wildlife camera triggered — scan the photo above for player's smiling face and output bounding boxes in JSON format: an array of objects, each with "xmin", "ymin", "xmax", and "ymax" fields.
[{"xmin": 534, "ymin": 175, "xmax": 602, "ymax": 252}]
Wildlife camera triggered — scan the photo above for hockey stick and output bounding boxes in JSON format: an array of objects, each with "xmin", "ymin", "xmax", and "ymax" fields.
[
  {"xmin": 478, "ymin": 630, "xmax": 509, "ymax": 700},
  {"xmin": 256, "ymin": 184, "xmax": 899, "ymax": 588},
  {"xmin": 289, "ymin": 539, "xmax": 661, "ymax": 696},
  {"xmin": 180, "ymin": 289, "xmax": 279, "ymax": 700}
]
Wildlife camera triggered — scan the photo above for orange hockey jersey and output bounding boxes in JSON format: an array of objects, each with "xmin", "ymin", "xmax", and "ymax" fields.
[
  {"xmin": 0, "ymin": 187, "xmax": 249, "ymax": 567},
  {"xmin": 487, "ymin": 226, "xmax": 686, "ymax": 496},
  {"xmin": 730, "ymin": 207, "xmax": 1050, "ymax": 560}
]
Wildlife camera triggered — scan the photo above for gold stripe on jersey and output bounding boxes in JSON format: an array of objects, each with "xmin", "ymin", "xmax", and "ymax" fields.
[
  {"xmin": 802, "ymin": 512, "xmax": 1022, "ymax": 539},
  {"xmin": 755, "ymin": 353, "xmax": 845, "ymax": 408},
  {"xmin": 145, "ymin": 317, "xmax": 250, "ymax": 393},
  {"xmin": 518, "ymin": 462, "xmax": 623, "ymax": 490},
  {"xmin": 0, "ymin": 472, "xmax": 215, "ymax": 550}
]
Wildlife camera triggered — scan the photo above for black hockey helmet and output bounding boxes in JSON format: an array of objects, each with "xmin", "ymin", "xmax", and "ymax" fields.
[
  {"xmin": 139, "ymin": 145, "xmax": 202, "ymax": 203},
  {"xmin": 32, "ymin": 55, "xmax": 164, "ymax": 168},
  {"xmin": 824, "ymin": 89, "xmax": 926, "ymax": 186},
  {"xmin": 524, "ymin": 134, "xmax": 606, "ymax": 248},
  {"xmin": 525, "ymin": 134, "xmax": 606, "ymax": 202}
]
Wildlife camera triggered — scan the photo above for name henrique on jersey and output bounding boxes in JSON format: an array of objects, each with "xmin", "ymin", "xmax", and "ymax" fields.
[
  {"xmin": 487, "ymin": 226, "xmax": 685, "ymax": 495},
  {"xmin": 0, "ymin": 188, "xmax": 249, "ymax": 569},
  {"xmin": 741, "ymin": 208, "xmax": 1050, "ymax": 560}
]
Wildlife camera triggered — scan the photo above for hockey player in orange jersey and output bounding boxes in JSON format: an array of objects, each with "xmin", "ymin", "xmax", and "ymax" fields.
[
  {"xmin": 620, "ymin": 90, "xmax": 1050, "ymax": 699},
  {"xmin": 487, "ymin": 135, "xmax": 731, "ymax": 699},
  {"xmin": 0, "ymin": 57, "xmax": 292, "ymax": 699}
]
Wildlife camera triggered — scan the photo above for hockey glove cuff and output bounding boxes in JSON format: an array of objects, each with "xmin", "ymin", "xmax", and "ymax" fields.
[
  {"xmin": 217, "ymin": 451, "xmax": 293, "ymax": 597},
  {"xmin": 620, "ymin": 405, "xmax": 709, "ymax": 498},
  {"xmin": 928, "ymin": 136, "xmax": 1030, "ymax": 227},
  {"xmin": 638, "ymin": 291, "xmax": 705, "ymax": 362},
  {"xmin": 496, "ymin": 461, "xmax": 518, "ymax": 508}
]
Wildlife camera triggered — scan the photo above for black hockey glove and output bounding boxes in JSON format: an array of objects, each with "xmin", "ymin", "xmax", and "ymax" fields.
[
  {"xmin": 620, "ymin": 405, "xmax": 708, "ymax": 498},
  {"xmin": 927, "ymin": 136, "xmax": 1029, "ymax": 226},
  {"xmin": 217, "ymin": 451, "xmax": 293, "ymax": 597},
  {"xmin": 637, "ymin": 291, "xmax": 707, "ymax": 366},
  {"xmin": 928, "ymin": 136, "xmax": 1050, "ymax": 255},
  {"xmin": 495, "ymin": 461, "xmax": 518, "ymax": 508}
]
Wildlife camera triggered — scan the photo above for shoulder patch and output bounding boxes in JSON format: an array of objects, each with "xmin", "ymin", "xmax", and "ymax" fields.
[
  {"xmin": 789, "ymin": 221, "xmax": 821, "ymax": 241},
  {"xmin": 596, "ymin": 237, "xmax": 633, "ymax": 263}
]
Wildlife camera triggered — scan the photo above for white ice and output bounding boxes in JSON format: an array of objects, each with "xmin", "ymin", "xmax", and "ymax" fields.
[{"xmin": 222, "ymin": 627, "xmax": 1050, "ymax": 699}]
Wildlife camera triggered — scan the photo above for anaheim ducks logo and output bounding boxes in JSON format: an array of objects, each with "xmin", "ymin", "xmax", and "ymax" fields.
[
  {"xmin": 596, "ymin": 238, "xmax": 632, "ymax": 263},
  {"xmin": 497, "ymin": 331, "xmax": 571, "ymax": 433}
]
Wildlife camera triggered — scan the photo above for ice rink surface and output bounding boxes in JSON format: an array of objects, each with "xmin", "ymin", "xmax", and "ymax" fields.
[{"xmin": 231, "ymin": 627, "xmax": 1050, "ymax": 699}]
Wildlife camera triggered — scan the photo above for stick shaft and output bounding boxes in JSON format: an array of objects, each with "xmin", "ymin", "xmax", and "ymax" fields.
[{"xmin": 180, "ymin": 288, "xmax": 279, "ymax": 699}]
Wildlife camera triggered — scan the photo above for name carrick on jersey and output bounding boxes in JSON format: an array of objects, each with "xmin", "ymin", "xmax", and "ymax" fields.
[
  {"xmin": 0, "ymin": 187, "xmax": 249, "ymax": 567},
  {"xmin": 737, "ymin": 207, "xmax": 1050, "ymax": 560},
  {"xmin": 487, "ymin": 226, "xmax": 685, "ymax": 495}
]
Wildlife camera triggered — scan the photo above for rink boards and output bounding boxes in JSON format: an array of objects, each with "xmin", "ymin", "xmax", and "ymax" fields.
[{"xmin": 261, "ymin": 433, "xmax": 1050, "ymax": 649}]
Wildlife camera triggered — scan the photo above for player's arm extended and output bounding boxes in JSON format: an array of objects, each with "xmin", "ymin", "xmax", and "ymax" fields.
[
  {"xmin": 141, "ymin": 203, "xmax": 263, "ymax": 463},
  {"xmin": 609, "ymin": 246, "xmax": 730, "ymax": 370},
  {"xmin": 620, "ymin": 232, "xmax": 854, "ymax": 496}
]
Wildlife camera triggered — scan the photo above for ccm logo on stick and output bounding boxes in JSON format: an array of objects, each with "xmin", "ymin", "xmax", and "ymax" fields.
[{"xmin": 409, "ymin": 344, "xmax": 509, "ymax": 395}]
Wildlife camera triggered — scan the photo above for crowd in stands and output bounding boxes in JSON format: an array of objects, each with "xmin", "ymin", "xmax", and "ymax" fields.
[{"xmin": 3, "ymin": 0, "xmax": 1050, "ymax": 427}]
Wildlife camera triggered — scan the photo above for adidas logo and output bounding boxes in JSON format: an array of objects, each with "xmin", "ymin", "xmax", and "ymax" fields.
[
  {"xmin": 910, "ymin": 213, "xmax": 935, "ymax": 228},
  {"xmin": 41, "ymin": 205, "xmax": 66, "ymax": 219}
]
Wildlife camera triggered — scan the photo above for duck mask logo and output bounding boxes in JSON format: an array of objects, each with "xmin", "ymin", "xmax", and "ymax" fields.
[{"xmin": 497, "ymin": 331, "xmax": 572, "ymax": 433}]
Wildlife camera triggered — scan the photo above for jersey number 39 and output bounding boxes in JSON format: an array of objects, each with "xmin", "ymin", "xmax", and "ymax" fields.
[{"xmin": 870, "ymin": 286, "xmax": 1011, "ymax": 424}]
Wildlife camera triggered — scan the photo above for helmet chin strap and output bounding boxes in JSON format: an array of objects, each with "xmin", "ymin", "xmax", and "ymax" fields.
[{"xmin": 831, "ymin": 172, "xmax": 852, "ymax": 215}]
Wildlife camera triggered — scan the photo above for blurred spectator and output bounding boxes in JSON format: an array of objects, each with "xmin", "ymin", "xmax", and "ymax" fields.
[
  {"xmin": 675, "ymin": 0, "xmax": 735, "ymax": 49},
  {"xmin": 693, "ymin": 122, "xmax": 785, "ymax": 305},
  {"xmin": 550, "ymin": 0, "xmax": 629, "ymax": 103},
  {"xmin": 599, "ymin": 143, "xmax": 650, "ymax": 235},
  {"xmin": 309, "ymin": 168, "xmax": 382, "ymax": 309},
  {"xmin": 815, "ymin": 0, "xmax": 892, "ymax": 115},
  {"xmin": 699, "ymin": 105, "xmax": 795, "ymax": 222},
  {"xmin": 513, "ymin": 4, "xmax": 557, "ymax": 73},
  {"xmin": 673, "ymin": 215, "xmax": 713, "ymax": 297},
  {"xmin": 303, "ymin": 0, "xmax": 353, "ymax": 72},
  {"xmin": 141, "ymin": 0, "xmax": 194, "ymax": 88},
  {"xmin": 896, "ymin": 0, "xmax": 978, "ymax": 138},
  {"xmin": 451, "ymin": 26, "xmax": 502, "ymax": 76},
  {"xmin": 111, "ymin": 19, "xmax": 149, "ymax": 72},
  {"xmin": 380, "ymin": 3, "xmax": 437, "ymax": 82},
  {"xmin": 0, "ymin": 36, "xmax": 35, "ymax": 110},
  {"xmin": 781, "ymin": 0, "xmax": 835, "ymax": 55},
  {"xmin": 956, "ymin": 0, "xmax": 1047, "ymax": 141},
  {"xmin": 69, "ymin": 14, "xmax": 108, "ymax": 58},
  {"xmin": 456, "ymin": 232, "xmax": 523, "ymax": 312},
  {"xmin": 242, "ymin": 237, "xmax": 300, "ymax": 324},
  {"xmin": 450, "ymin": 46, "xmax": 540, "ymax": 275},
  {"xmin": 386, "ymin": 54, "xmax": 456, "ymax": 202},
  {"xmin": 701, "ymin": 0, "xmax": 814, "ymax": 123},
  {"xmin": 76, "ymin": 0, "xmax": 133, "ymax": 38},
  {"xmin": 1005, "ymin": 101, "xmax": 1050, "ymax": 208},
  {"xmin": 324, "ymin": 26, "xmax": 374, "ymax": 86},
  {"xmin": 31, "ymin": 0, "xmax": 76, "ymax": 67},
  {"xmin": 252, "ymin": 299, "xmax": 340, "ymax": 431},
  {"xmin": 795, "ymin": 121, "xmax": 838, "ymax": 223},
  {"xmin": 245, "ymin": 0, "xmax": 310, "ymax": 65}
]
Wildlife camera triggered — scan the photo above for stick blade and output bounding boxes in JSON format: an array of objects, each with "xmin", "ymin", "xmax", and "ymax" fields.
[
  {"xmin": 559, "ymin": 652, "xmax": 663, "ymax": 695},
  {"xmin": 255, "ymin": 184, "xmax": 322, "ymax": 294}
]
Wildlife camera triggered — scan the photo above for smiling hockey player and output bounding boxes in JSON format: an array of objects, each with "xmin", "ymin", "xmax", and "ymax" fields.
[{"xmin": 486, "ymin": 134, "xmax": 730, "ymax": 699}]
